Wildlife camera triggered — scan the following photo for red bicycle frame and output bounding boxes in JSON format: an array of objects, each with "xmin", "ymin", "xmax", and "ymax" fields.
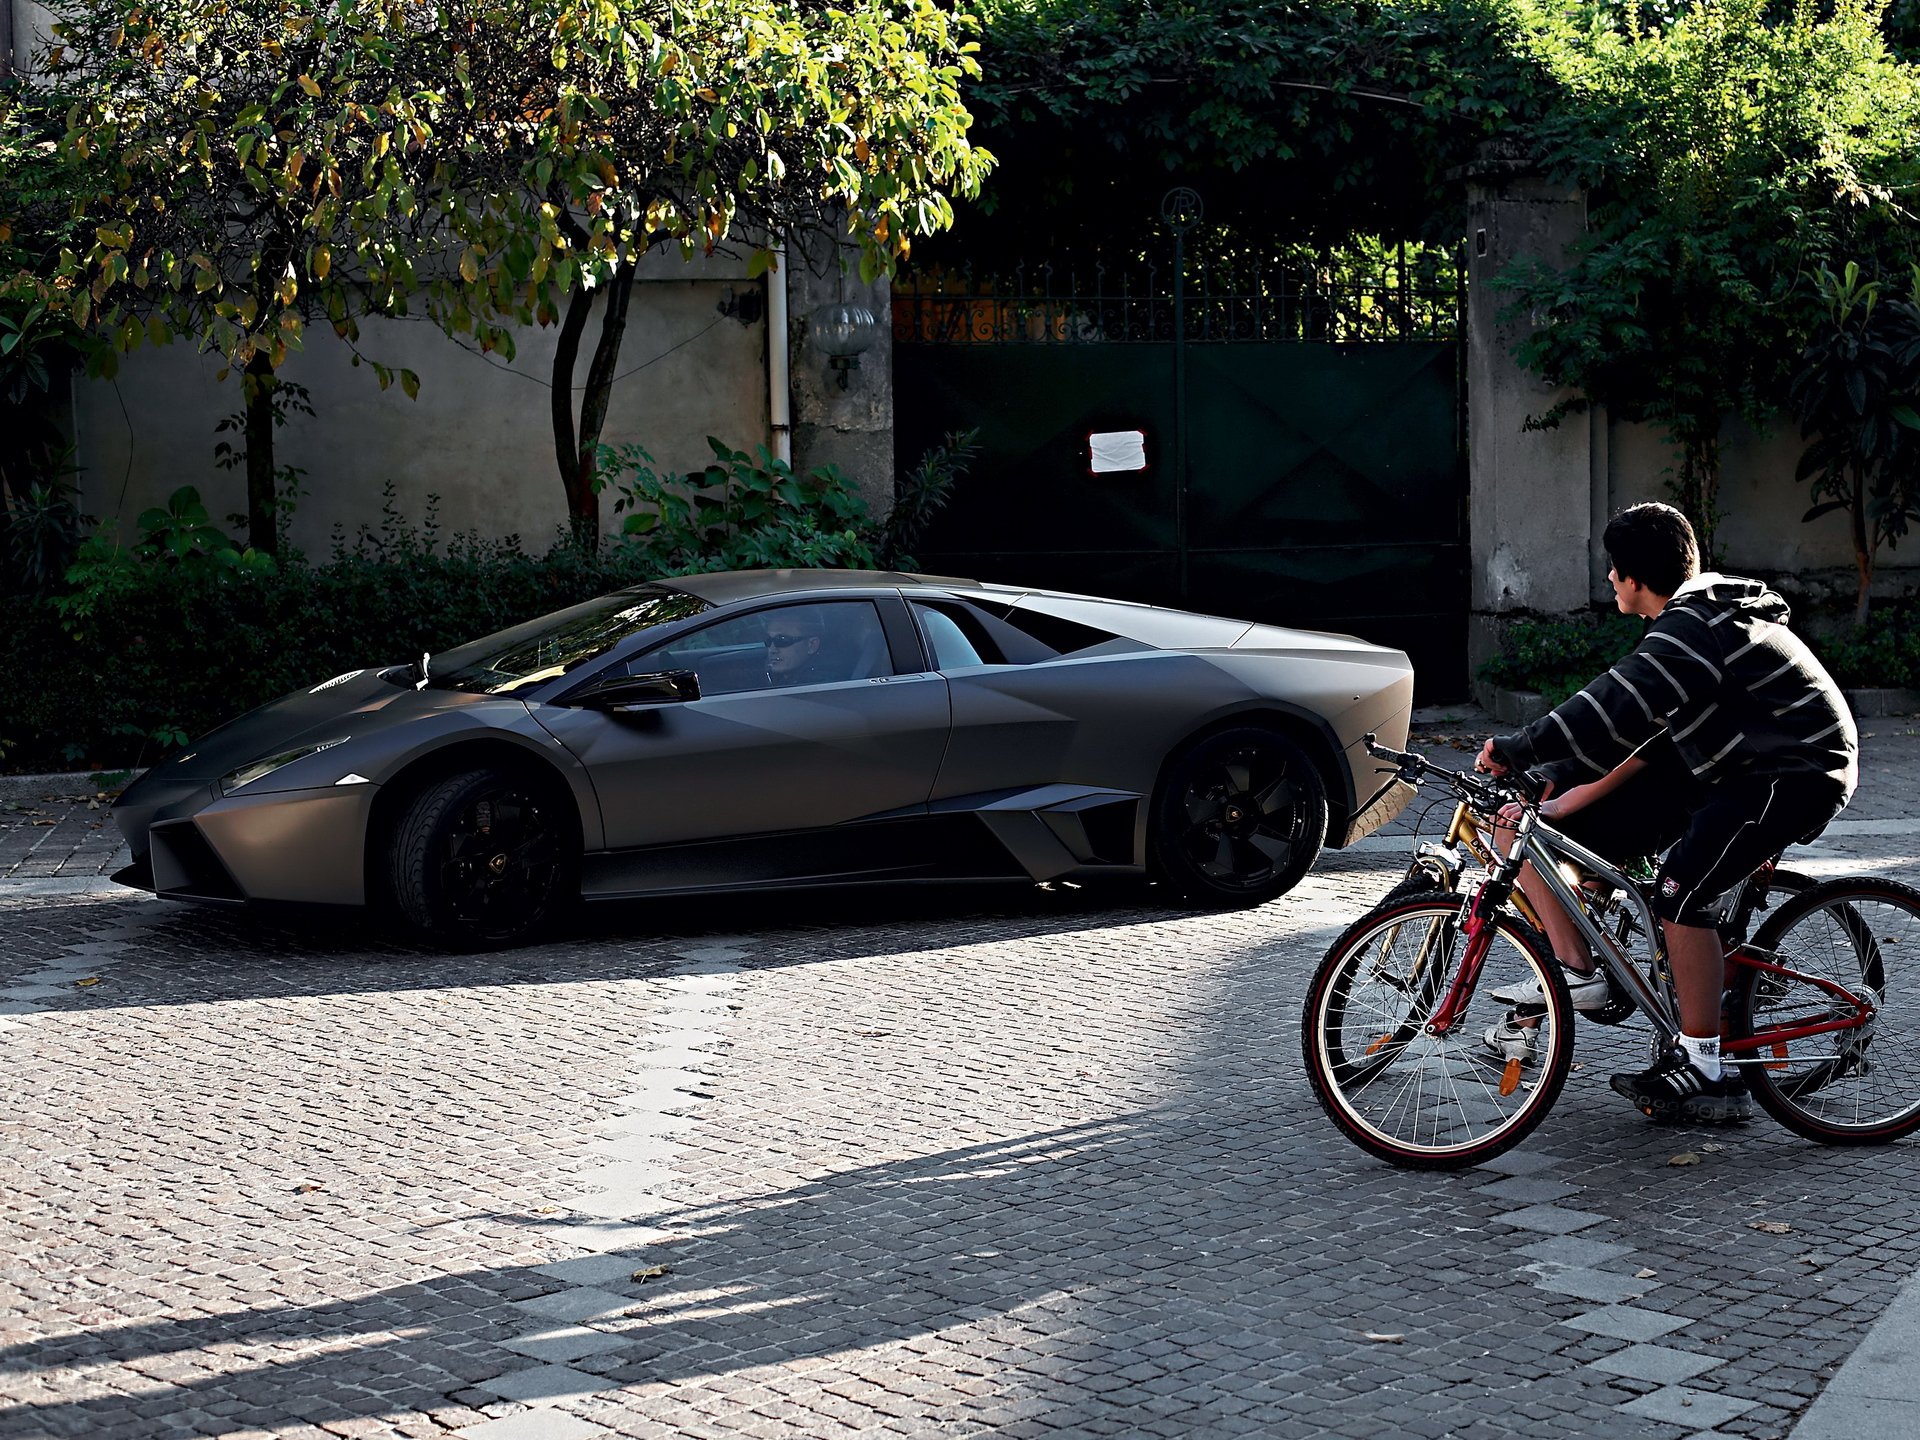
[{"xmin": 1720, "ymin": 946, "xmax": 1876, "ymax": 1054}]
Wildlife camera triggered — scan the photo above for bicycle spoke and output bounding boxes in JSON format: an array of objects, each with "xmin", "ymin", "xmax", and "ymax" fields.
[
  {"xmin": 1308, "ymin": 901, "xmax": 1570, "ymax": 1164},
  {"xmin": 1739, "ymin": 882, "xmax": 1920, "ymax": 1141}
]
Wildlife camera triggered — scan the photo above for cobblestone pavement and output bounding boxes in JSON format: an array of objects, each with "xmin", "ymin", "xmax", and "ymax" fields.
[
  {"xmin": 0, "ymin": 774, "xmax": 128, "ymax": 885},
  {"xmin": 4, "ymin": 722, "xmax": 1920, "ymax": 1439}
]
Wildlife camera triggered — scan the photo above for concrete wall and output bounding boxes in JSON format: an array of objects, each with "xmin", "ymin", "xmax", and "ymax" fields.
[
  {"xmin": 787, "ymin": 233, "xmax": 894, "ymax": 517},
  {"xmin": 1464, "ymin": 159, "xmax": 1594, "ymax": 672},
  {"xmin": 71, "ymin": 247, "xmax": 775, "ymax": 554},
  {"xmin": 1603, "ymin": 415, "xmax": 1920, "ymax": 609},
  {"xmin": 1465, "ymin": 150, "xmax": 1920, "ymax": 672}
]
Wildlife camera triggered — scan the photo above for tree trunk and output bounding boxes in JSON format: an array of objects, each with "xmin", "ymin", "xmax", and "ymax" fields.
[
  {"xmin": 1672, "ymin": 424, "xmax": 1721, "ymax": 566},
  {"xmin": 562, "ymin": 262, "xmax": 637, "ymax": 551},
  {"xmin": 243, "ymin": 351, "xmax": 279, "ymax": 555},
  {"xmin": 550, "ymin": 283, "xmax": 594, "ymax": 518}
]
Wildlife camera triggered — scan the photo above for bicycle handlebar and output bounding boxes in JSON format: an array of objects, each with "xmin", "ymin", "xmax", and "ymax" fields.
[{"xmin": 1363, "ymin": 733, "xmax": 1545, "ymax": 812}]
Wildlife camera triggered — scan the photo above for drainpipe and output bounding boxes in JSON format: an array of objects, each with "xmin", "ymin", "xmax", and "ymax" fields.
[{"xmin": 767, "ymin": 236, "xmax": 792, "ymax": 466}]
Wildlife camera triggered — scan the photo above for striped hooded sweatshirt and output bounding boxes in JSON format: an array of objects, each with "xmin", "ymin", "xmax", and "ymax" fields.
[{"xmin": 1494, "ymin": 573, "xmax": 1858, "ymax": 799}]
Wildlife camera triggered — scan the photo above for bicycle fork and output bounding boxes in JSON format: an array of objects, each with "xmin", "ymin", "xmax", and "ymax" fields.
[{"xmin": 1424, "ymin": 833, "xmax": 1530, "ymax": 1038}]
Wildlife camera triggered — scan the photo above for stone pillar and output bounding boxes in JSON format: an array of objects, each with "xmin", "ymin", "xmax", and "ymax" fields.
[
  {"xmin": 786, "ymin": 234, "xmax": 894, "ymax": 518},
  {"xmin": 6, "ymin": 0, "xmax": 55, "ymax": 76},
  {"xmin": 1464, "ymin": 153, "xmax": 1595, "ymax": 689}
]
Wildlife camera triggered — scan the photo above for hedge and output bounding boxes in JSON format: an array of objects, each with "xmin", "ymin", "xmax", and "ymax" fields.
[{"xmin": 0, "ymin": 543, "xmax": 666, "ymax": 772}]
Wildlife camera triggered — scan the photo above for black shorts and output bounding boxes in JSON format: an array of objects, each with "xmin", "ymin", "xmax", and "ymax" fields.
[
  {"xmin": 1553, "ymin": 758, "xmax": 1843, "ymax": 927},
  {"xmin": 1550, "ymin": 741, "xmax": 1701, "ymax": 867}
]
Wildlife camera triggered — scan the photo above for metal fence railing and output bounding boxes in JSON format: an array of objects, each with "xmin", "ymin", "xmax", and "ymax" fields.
[{"xmin": 894, "ymin": 242, "xmax": 1465, "ymax": 347}]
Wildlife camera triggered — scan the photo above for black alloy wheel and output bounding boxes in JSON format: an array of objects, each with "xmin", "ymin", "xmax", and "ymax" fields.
[
  {"xmin": 1151, "ymin": 726, "xmax": 1327, "ymax": 907},
  {"xmin": 390, "ymin": 767, "xmax": 578, "ymax": 948}
]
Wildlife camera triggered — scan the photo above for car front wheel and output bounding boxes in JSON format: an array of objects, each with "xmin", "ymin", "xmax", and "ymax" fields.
[
  {"xmin": 389, "ymin": 767, "xmax": 578, "ymax": 948},
  {"xmin": 1150, "ymin": 726, "xmax": 1327, "ymax": 907}
]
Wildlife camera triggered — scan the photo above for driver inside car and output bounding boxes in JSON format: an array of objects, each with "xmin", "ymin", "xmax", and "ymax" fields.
[{"xmin": 764, "ymin": 611, "xmax": 830, "ymax": 687}]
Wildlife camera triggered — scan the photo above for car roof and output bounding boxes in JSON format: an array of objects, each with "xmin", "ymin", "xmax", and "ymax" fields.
[{"xmin": 661, "ymin": 568, "xmax": 979, "ymax": 604}]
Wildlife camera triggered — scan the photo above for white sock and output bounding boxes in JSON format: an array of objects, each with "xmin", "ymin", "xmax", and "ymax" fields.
[{"xmin": 1678, "ymin": 1033, "xmax": 1723, "ymax": 1081}]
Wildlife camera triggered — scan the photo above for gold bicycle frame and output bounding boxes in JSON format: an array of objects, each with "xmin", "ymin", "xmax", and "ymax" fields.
[{"xmin": 1419, "ymin": 801, "xmax": 1546, "ymax": 930}]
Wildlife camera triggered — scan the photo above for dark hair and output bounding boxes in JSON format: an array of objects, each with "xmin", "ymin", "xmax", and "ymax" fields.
[{"xmin": 1602, "ymin": 502, "xmax": 1699, "ymax": 597}]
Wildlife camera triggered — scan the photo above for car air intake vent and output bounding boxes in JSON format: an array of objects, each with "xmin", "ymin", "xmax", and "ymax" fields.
[
  {"xmin": 1038, "ymin": 794, "xmax": 1140, "ymax": 866},
  {"xmin": 148, "ymin": 820, "xmax": 244, "ymax": 902}
]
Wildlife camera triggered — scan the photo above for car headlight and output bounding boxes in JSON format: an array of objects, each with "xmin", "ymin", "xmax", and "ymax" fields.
[{"xmin": 220, "ymin": 737, "xmax": 350, "ymax": 794}]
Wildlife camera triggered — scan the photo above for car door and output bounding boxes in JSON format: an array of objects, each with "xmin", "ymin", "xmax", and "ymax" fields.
[
  {"xmin": 909, "ymin": 592, "xmax": 1239, "ymax": 813},
  {"xmin": 536, "ymin": 597, "xmax": 951, "ymax": 856}
]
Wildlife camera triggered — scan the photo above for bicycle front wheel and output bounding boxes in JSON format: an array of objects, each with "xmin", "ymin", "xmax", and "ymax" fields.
[
  {"xmin": 1302, "ymin": 897, "xmax": 1575, "ymax": 1169},
  {"xmin": 1735, "ymin": 878, "xmax": 1920, "ymax": 1144}
]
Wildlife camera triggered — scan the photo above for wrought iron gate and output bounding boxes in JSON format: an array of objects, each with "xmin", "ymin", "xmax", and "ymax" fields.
[{"xmin": 893, "ymin": 197, "xmax": 1468, "ymax": 699}]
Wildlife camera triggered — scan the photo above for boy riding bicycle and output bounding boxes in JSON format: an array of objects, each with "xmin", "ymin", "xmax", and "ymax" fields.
[{"xmin": 1476, "ymin": 503, "xmax": 1858, "ymax": 1123}]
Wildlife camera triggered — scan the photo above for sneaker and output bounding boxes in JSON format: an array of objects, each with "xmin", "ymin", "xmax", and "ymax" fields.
[
  {"xmin": 1480, "ymin": 1013, "xmax": 1540, "ymax": 1067},
  {"xmin": 1489, "ymin": 968, "xmax": 1615, "ymax": 1015},
  {"xmin": 1609, "ymin": 1050, "xmax": 1752, "ymax": 1124}
]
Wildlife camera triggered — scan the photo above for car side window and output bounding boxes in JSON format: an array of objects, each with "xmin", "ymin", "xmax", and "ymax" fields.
[
  {"xmin": 633, "ymin": 600, "xmax": 892, "ymax": 697},
  {"xmin": 912, "ymin": 605, "xmax": 988, "ymax": 671},
  {"xmin": 910, "ymin": 598, "xmax": 1134, "ymax": 669}
]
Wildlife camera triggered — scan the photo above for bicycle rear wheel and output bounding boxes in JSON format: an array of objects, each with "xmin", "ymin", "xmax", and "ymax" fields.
[
  {"xmin": 1734, "ymin": 878, "xmax": 1920, "ymax": 1144},
  {"xmin": 1302, "ymin": 897, "xmax": 1575, "ymax": 1169}
]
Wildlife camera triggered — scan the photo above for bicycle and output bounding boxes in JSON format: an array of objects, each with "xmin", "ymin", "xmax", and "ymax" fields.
[
  {"xmin": 1301, "ymin": 736, "xmax": 1920, "ymax": 1169},
  {"xmin": 1371, "ymin": 773, "xmax": 1813, "ymax": 1030}
]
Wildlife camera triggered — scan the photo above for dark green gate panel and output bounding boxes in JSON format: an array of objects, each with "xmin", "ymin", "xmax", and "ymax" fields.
[
  {"xmin": 895, "ymin": 344, "xmax": 1179, "ymax": 591},
  {"xmin": 1182, "ymin": 342, "xmax": 1465, "ymax": 691},
  {"xmin": 896, "ymin": 339, "xmax": 1466, "ymax": 699}
]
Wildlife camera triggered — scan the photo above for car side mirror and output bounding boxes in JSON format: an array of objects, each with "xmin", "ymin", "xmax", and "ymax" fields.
[{"xmin": 571, "ymin": 669, "xmax": 701, "ymax": 710}]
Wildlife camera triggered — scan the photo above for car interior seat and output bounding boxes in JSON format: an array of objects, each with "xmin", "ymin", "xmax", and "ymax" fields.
[{"xmin": 845, "ymin": 623, "xmax": 890, "ymax": 680}]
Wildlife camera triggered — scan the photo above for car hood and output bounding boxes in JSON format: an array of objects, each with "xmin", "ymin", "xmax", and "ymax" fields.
[{"xmin": 128, "ymin": 669, "xmax": 504, "ymax": 787}]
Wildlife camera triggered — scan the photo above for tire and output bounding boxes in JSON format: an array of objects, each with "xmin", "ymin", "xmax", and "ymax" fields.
[
  {"xmin": 389, "ymin": 766, "xmax": 578, "ymax": 949},
  {"xmin": 1149, "ymin": 726, "xmax": 1327, "ymax": 907},
  {"xmin": 1732, "ymin": 877, "xmax": 1920, "ymax": 1144},
  {"xmin": 1302, "ymin": 897, "xmax": 1576, "ymax": 1169}
]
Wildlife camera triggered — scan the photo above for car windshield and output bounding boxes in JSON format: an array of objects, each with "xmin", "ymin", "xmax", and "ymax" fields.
[{"xmin": 427, "ymin": 586, "xmax": 710, "ymax": 695}]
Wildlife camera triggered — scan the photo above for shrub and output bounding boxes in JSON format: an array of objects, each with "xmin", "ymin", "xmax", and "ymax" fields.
[
  {"xmin": 1478, "ymin": 600, "xmax": 1920, "ymax": 701},
  {"xmin": 2, "ymin": 434, "xmax": 976, "ymax": 772},
  {"xmin": 1477, "ymin": 612, "xmax": 1645, "ymax": 705}
]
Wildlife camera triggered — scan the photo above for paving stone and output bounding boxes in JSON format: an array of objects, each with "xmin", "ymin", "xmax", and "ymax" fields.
[
  {"xmin": 1474, "ymin": 1177, "xmax": 1582, "ymax": 1206},
  {"xmin": 1560, "ymin": 1307, "xmax": 1694, "ymax": 1342},
  {"xmin": 455, "ymin": 1413, "xmax": 612, "ymax": 1440},
  {"xmin": 1498, "ymin": 1204, "xmax": 1612, "ymax": 1236},
  {"xmin": 1587, "ymin": 1345, "xmax": 1724, "ymax": 1385},
  {"xmin": 1516, "ymin": 1236, "xmax": 1638, "ymax": 1269},
  {"xmin": 1474, "ymin": 1150, "xmax": 1566, "ymax": 1177},
  {"xmin": 532, "ymin": 1257, "xmax": 650, "ymax": 1289},
  {"xmin": 498, "ymin": 1329, "xmax": 637, "ymax": 1364},
  {"xmin": 1530, "ymin": 1267, "xmax": 1659, "ymax": 1304},
  {"xmin": 1619, "ymin": 1388, "xmax": 1757, "ymax": 1428},
  {"xmin": 509, "ymin": 1289, "xmax": 637, "ymax": 1324},
  {"xmin": 473, "ymin": 1365, "xmax": 617, "ymax": 1404}
]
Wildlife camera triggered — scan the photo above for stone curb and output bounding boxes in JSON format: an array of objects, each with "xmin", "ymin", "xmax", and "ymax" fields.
[
  {"xmin": 1475, "ymin": 682, "xmax": 1920, "ymax": 726},
  {"xmin": 0, "ymin": 770, "xmax": 136, "ymax": 804}
]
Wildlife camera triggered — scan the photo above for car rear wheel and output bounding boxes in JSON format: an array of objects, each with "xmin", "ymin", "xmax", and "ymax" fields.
[
  {"xmin": 389, "ymin": 767, "xmax": 578, "ymax": 949},
  {"xmin": 1150, "ymin": 726, "xmax": 1327, "ymax": 907}
]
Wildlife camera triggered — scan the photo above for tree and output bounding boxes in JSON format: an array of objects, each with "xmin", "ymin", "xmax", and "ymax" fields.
[
  {"xmin": 412, "ymin": 0, "xmax": 991, "ymax": 546},
  {"xmin": 41, "ymin": 0, "xmax": 989, "ymax": 554},
  {"xmin": 41, "ymin": 0, "xmax": 481, "ymax": 553},
  {"xmin": 1502, "ymin": 0, "xmax": 1920, "ymax": 559},
  {"xmin": 1, "ymin": 87, "xmax": 96, "ymax": 588},
  {"xmin": 1789, "ymin": 263, "xmax": 1920, "ymax": 623},
  {"xmin": 948, "ymin": 0, "xmax": 1562, "ymax": 262}
]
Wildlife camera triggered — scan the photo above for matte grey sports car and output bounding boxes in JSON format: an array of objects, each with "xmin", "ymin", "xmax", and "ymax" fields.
[{"xmin": 113, "ymin": 569, "xmax": 1415, "ymax": 946}]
